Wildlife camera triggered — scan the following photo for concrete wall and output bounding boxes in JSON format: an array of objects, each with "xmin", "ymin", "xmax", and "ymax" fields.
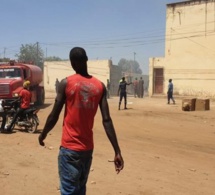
[
  {"xmin": 149, "ymin": 0, "xmax": 215, "ymax": 98},
  {"xmin": 43, "ymin": 60, "xmax": 122, "ymax": 96},
  {"xmin": 109, "ymin": 64, "xmax": 122, "ymax": 95}
]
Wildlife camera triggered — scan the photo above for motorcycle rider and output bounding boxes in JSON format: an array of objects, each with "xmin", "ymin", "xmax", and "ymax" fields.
[{"xmin": 5, "ymin": 80, "xmax": 32, "ymax": 132}]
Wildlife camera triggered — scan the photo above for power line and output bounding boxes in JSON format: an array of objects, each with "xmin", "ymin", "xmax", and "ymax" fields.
[{"xmin": 3, "ymin": 19, "xmax": 215, "ymax": 58}]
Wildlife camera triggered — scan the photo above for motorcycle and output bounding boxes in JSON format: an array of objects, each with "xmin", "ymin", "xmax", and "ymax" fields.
[{"xmin": 4, "ymin": 100, "xmax": 40, "ymax": 133}]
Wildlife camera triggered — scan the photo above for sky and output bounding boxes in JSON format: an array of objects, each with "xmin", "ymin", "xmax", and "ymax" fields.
[{"xmin": 0, "ymin": 0, "xmax": 185, "ymax": 74}]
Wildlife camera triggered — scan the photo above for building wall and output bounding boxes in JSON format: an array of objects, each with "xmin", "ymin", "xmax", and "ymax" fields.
[
  {"xmin": 109, "ymin": 65, "xmax": 122, "ymax": 95},
  {"xmin": 149, "ymin": 0, "xmax": 215, "ymax": 98},
  {"xmin": 43, "ymin": 60, "xmax": 121, "ymax": 95}
]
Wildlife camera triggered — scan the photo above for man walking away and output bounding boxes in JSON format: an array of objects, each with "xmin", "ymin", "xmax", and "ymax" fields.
[
  {"xmin": 167, "ymin": 79, "xmax": 175, "ymax": 104},
  {"xmin": 38, "ymin": 47, "xmax": 124, "ymax": 195},
  {"xmin": 138, "ymin": 77, "xmax": 144, "ymax": 98}
]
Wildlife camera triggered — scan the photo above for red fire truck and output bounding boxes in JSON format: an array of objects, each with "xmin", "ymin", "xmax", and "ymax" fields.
[{"xmin": 0, "ymin": 61, "xmax": 45, "ymax": 105}]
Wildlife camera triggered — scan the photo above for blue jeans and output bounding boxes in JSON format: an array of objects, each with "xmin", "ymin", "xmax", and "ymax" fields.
[{"xmin": 58, "ymin": 147, "xmax": 93, "ymax": 195}]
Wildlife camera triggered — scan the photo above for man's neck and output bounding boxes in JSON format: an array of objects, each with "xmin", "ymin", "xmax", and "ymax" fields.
[{"xmin": 77, "ymin": 71, "xmax": 90, "ymax": 77}]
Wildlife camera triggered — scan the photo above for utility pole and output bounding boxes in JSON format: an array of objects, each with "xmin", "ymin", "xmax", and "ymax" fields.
[
  {"xmin": 36, "ymin": 42, "xmax": 39, "ymax": 66},
  {"xmin": 130, "ymin": 52, "xmax": 136, "ymax": 82},
  {"xmin": 4, "ymin": 48, "xmax": 6, "ymax": 58}
]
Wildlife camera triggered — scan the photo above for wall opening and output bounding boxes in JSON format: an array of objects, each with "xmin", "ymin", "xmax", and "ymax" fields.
[{"xmin": 153, "ymin": 68, "xmax": 164, "ymax": 94}]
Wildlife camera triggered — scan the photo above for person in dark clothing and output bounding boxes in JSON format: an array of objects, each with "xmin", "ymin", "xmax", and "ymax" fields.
[
  {"xmin": 167, "ymin": 79, "xmax": 175, "ymax": 104},
  {"xmin": 138, "ymin": 77, "xmax": 144, "ymax": 98},
  {"xmin": 55, "ymin": 78, "xmax": 60, "ymax": 93},
  {"xmin": 118, "ymin": 77, "xmax": 131, "ymax": 110},
  {"xmin": 106, "ymin": 79, "xmax": 110, "ymax": 99}
]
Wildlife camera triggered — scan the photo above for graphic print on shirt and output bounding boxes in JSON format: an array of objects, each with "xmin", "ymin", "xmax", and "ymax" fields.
[{"xmin": 70, "ymin": 81, "xmax": 101, "ymax": 109}]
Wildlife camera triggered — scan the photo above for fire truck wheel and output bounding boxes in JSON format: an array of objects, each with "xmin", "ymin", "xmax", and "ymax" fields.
[{"xmin": 37, "ymin": 88, "xmax": 45, "ymax": 106}]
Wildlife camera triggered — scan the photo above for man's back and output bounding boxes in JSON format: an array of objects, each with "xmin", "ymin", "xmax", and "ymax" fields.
[
  {"xmin": 119, "ymin": 81, "xmax": 127, "ymax": 93},
  {"xmin": 39, "ymin": 47, "xmax": 124, "ymax": 195},
  {"xmin": 168, "ymin": 82, "xmax": 173, "ymax": 92},
  {"xmin": 20, "ymin": 89, "xmax": 31, "ymax": 109},
  {"xmin": 139, "ymin": 79, "xmax": 144, "ymax": 87},
  {"xmin": 62, "ymin": 74, "xmax": 103, "ymax": 151},
  {"xmin": 133, "ymin": 80, "xmax": 138, "ymax": 89}
]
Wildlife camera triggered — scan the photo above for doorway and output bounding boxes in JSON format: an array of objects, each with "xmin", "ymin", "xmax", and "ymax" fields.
[{"xmin": 153, "ymin": 68, "xmax": 164, "ymax": 94}]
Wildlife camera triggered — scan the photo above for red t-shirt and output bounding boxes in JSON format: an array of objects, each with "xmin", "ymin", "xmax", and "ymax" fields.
[
  {"xmin": 19, "ymin": 89, "xmax": 31, "ymax": 109},
  {"xmin": 61, "ymin": 74, "xmax": 103, "ymax": 151}
]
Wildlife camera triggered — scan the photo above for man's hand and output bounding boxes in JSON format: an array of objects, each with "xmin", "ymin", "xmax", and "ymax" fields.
[
  {"xmin": 114, "ymin": 153, "xmax": 124, "ymax": 174},
  {"xmin": 38, "ymin": 133, "xmax": 47, "ymax": 146}
]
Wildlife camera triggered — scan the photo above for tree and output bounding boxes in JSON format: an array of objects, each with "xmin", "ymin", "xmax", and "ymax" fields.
[
  {"xmin": 118, "ymin": 58, "xmax": 142, "ymax": 74},
  {"xmin": 0, "ymin": 58, "xmax": 10, "ymax": 62},
  {"xmin": 15, "ymin": 43, "xmax": 44, "ymax": 70},
  {"xmin": 45, "ymin": 56, "xmax": 63, "ymax": 61}
]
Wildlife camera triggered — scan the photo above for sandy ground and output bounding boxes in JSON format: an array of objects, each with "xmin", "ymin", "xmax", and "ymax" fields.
[{"xmin": 0, "ymin": 93, "xmax": 215, "ymax": 195}]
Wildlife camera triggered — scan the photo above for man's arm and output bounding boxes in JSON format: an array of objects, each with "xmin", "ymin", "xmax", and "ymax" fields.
[
  {"xmin": 38, "ymin": 79, "xmax": 67, "ymax": 146},
  {"xmin": 99, "ymin": 83, "xmax": 124, "ymax": 173}
]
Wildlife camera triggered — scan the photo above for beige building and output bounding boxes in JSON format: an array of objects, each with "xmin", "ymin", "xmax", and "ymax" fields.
[
  {"xmin": 44, "ymin": 60, "xmax": 122, "ymax": 96},
  {"xmin": 149, "ymin": 0, "xmax": 215, "ymax": 98}
]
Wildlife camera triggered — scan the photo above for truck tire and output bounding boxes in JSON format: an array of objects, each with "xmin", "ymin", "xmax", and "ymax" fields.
[{"xmin": 36, "ymin": 88, "xmax": 45, "ymax": 106}]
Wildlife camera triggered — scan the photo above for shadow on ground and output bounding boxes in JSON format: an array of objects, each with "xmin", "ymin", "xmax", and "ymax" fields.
[{"xmin": 38, "ymin": 103, "xmax": 52, "ymax": 110}]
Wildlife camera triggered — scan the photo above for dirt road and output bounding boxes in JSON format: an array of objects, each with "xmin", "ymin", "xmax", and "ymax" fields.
[{"xmin": 0, "ymin": 95, "xmax": 215, "ymax": 195}]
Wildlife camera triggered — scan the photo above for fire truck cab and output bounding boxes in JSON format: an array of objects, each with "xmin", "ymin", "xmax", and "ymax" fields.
[{"xmin": 0, "ymin": 61, "xmax": 45, "ymax": 105}]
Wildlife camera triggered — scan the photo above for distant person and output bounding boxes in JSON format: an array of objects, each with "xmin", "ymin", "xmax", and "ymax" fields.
[
  {"xmin": 138, "ymin": 77, "xmax": 144, "ymax": 98},
  {"xmin": 118, "ymin": 77, "xmax": 131, "ymax": 110},
  {"xmin": 106, "ymin": 79, "xmax": 110, "ymax": 99},
  {"xmin": 167, "ymin": 79, "xmax": 175, "ymax": 104},
  {"xmin": 55, "ymin": 78, "xmax": 60, "ymax": 93},
  {"xmin": 133, "ymin": 78, "xmax": 139, "ymax": 98},
  {"xmin": 38, "ymin": 47, "xmax": 124, "ymax": 195}
]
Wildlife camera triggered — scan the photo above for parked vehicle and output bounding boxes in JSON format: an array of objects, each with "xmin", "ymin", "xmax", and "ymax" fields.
[
  {"xmin": 4, "ymin": 100, "xmax": 40, "ymax": 133},
  {"xmin": 0, "ymin": 60, "xmax": 45, "ymax": 106}
]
